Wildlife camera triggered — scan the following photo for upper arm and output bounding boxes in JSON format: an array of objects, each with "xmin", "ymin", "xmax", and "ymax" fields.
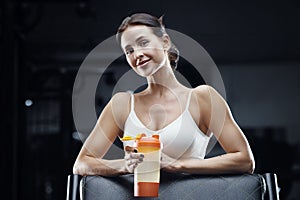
[
  {"xmin": 196, "ymin": 85, "xmax": 253, "ymax": 155},
  {"xmin": 78, "ymin": 92, "xmax": 130, "ymax": 159}
]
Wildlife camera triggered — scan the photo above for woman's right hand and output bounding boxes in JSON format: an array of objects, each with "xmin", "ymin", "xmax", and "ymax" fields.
[{"xmin": 124, "ymin": 146, "xmax": 144, "ymax": 173}]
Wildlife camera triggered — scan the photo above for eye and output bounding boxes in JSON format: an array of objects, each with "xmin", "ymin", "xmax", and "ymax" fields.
[
  {"xmin": 125, "ymin": 48, "xmax": 134, "ymax": 55},
  {"xmin": 139, "ymin": 39, "xmax": 149, "ymax": 47}
]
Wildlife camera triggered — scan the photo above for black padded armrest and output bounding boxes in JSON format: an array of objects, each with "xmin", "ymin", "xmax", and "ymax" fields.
[
  {"xmin": 68, "ymin": 172, "xmax": 269, "ymax": 200},
  {"xmin": 67, "ymin": 174, "xmax": 82, "ymax": 200},
  {"xmin": 263, "ymin": 173, "xmax": 280, "ymax": 200}
]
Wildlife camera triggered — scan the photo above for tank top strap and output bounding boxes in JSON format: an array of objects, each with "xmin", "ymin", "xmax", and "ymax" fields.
[
  {"xmin": 130, "ymin": 93, "xmax": 135, "ymax": 111},
  {"xmin": 185, "ymin": 89, "xmax": 193, "ymax": 111}
]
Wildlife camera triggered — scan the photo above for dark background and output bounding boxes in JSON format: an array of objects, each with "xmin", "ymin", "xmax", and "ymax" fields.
[{"xmin": 1, "ymin": 0, "xmax": 300, "ymax": 199}]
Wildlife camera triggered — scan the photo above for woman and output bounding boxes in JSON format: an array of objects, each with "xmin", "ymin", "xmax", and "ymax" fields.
[{"xmin": 73, "ymin": 13, "xmax": 255, "ymax": 176}]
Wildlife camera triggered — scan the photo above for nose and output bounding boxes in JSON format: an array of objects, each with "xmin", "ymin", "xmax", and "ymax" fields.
[{"xmin": 133, "ymin": 48, "xmax": 144, "ymax": 59}]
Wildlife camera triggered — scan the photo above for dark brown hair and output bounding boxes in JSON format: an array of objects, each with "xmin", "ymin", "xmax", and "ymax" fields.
[{"xmin": 116, "ymin": 13, "xmax": 179, "ymax": 70}]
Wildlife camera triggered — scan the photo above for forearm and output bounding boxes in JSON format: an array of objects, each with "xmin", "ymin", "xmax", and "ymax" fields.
[
  {"xmin": 178, "ymin": 152, "xmax": 254, "ymax": 174},
  {"xmin": 73, "ymin": 156, "xmax": 129, "ymax": 177}
]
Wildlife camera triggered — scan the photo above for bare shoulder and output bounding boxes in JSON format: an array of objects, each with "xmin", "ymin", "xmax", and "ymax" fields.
[
  {"xmin": 111, "ymin": 92, "xmax": 131, "ymax": 110},
  {"xmin": 194, "ymin": 84, "xmax": 225, "ymax": 102},
  {"xmin": 111, "ymin": 92, "xmax": 131, "ymax": 102},
  {"xmin": 193, "ymin": 85, "xmax": 229, "ymax": 133},
  {"xmin": 193, "ymin": 85, "xmax": 213, "ymax": 102},
  {"xmin": 110, "ymin": 92, "xmax": 131, "ymax": 124}
]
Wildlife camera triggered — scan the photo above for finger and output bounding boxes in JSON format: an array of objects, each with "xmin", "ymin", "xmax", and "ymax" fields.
[
  {"xmin": 130, "ymin": 159, "xmax": 143, "ymax": 170},
  {"xmin": 131, "ymin": 153, "xmax": 144, "ymax": 159},
  {"xmin": 126, "ymin": 159, "xmax": 143, "ymax": 169},
  {"xmin": 125, "ymin": 152, "xmax": 144, "ymax": 160},
  {"xmin": 127, "ymin": 158, "xmax": 136, "ymax": 166},
  {"xmin": 126, "ymin": 164, "xmax": 134, "ymax": 173},
  {"xmin": 127, "ymin": 162, "xmax": 138, "ymax": 173},
  {"xmin": 132, "ymin": 162, "xmax": 138, "ymax": 170},
  {"xmin": 136, "ymin": 157, "xmax": 144, "ymax": 163},
  {"xmin": 125, "ymin": 158, "xmax": 144, "ymax": 167},
  {"xmin": 126, "ymin": 157, "xmax": 144, "ymax": 173},
  {"xmin": 124, "ymin": 146, "xmax": 137, "ymax": 152}
]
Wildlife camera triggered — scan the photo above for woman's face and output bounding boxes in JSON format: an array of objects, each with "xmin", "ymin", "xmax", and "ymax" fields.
[{"xmin": 120, "ymin": 25, "xmax": 169, "ymax": 77}]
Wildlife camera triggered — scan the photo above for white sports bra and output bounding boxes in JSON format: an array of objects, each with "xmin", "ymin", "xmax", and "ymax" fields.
[{"xmin": 122, "ymin": 90, "xmax": 212, "ymax": 159}]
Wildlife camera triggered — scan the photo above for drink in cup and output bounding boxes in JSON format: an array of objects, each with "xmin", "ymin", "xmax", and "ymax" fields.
[{"xmin": 134, "ymin": 134, "xmax": 161, "ymax": 197}]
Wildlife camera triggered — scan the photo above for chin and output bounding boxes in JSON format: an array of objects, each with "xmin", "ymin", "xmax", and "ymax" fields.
[
  {"xmin": 136, "ymin": 67, "xmax": 154, "ymax": 77},
  {"xmin": 136, "ymin": 60, "xmax": 166, "ymax": 77}
]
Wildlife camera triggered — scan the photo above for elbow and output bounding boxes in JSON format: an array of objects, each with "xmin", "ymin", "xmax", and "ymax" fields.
[
  {"xmin": 73, "ymin": 159, "xmax": 89, "ymax": 176},
  {"xmin": 235, "ymin": 152, "xmax": 255, "ymax": 174},
  {"xmin": 72, "ymin": 162, "xmax": 81, "ymax": 175},
  {"xmin": 244, "ymin": 157, "xmax": 255, "ymax": 174},
  {"xmin": 248, "ymin": 157, "xmax": 255, "ymax": 174},
  {"xmin": 73, "ymin": 162, "xmax": 82, "ymax": 175}
]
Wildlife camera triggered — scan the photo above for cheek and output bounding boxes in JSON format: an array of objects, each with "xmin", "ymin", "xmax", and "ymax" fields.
[
  {"xmin": 149, "ymin": 43, "xmax": 164, "ymax": 52},
  {"xmin": 126, "ymin": 56, "xmax": 134, "ymax": 66},
  {"xmin": 152, "ymin": 48, "xmax": 165, "ymax": 61}
]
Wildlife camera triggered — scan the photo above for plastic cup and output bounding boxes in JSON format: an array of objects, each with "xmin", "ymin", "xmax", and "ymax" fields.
[{"xmin": 134, "ymin": 135, "xmax": 161, "ymax": 197}]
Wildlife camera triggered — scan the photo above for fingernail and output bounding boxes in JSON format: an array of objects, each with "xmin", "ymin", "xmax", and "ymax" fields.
[
  {"xmin": 138, "ymin": 158, "xmax": 143, "ymax": 162},
  {"xmin": 140, "ymin": 154, "xmax": 144, "ymax": 158}
]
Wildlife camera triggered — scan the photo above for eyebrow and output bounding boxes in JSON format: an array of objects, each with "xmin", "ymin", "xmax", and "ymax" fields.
[{"xmin": 124, "ymin": 35, "xmax": 147, "ymax": 50}]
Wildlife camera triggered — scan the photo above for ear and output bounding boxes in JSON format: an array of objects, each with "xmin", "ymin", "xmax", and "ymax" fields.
[{"xmin": 162, "ymin": 34, "xmax": 171, "ymax": 50}]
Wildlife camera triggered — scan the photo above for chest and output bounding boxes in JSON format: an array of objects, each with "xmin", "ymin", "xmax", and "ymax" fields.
[{"xmin": 134, "ymin": 98, "xmax": 182, "ymax": 131}]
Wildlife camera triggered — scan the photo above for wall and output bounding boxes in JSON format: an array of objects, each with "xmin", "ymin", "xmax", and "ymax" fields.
[{"xmin": 219, "ymin": 61, "xmax": 300, "ymax": 145}]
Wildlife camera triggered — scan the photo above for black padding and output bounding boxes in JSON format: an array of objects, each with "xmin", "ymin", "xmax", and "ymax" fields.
[
  {"xmin": 67, "ymin": 174, "xmax": 82, "ymax": 200},
  {"xmin": 80, "ymin": 172, "xmax": 266, "ymax": 200},
  {"xmin": 263, "ymin": 173, "xmax": 280, "ymax": 200}
]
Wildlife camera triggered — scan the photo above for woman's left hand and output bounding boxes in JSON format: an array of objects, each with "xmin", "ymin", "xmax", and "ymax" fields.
[{"xmin": 160, "ymin": 153, "xmax": 183, "ymax": 173}]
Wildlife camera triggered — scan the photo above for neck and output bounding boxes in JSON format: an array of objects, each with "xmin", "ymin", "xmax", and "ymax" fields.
[{"xmin": 146, "ymin": 66, "xmax": 182, "ymax": 95}]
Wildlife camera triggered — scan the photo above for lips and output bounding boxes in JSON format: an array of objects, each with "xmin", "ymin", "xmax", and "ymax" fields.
[{"xmin": 136, "ymin": 58, "xmax": 151, "ymax": 68}]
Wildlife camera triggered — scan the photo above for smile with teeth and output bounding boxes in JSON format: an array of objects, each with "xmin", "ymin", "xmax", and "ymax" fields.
[{"xmin": 136, "ymin": 58, "xmax": 151, "ymax": 68}]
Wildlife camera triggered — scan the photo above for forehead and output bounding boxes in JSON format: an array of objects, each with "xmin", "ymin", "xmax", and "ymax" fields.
[{"xmin": 120, "ymin": 25, "xmax": 155, "ymax": 48}]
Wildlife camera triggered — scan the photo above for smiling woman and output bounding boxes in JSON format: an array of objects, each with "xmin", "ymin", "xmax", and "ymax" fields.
[
  {"xmin": 120, "ymin": 25, "xmax": 168, "ymax": 77},
  {"xmin": 117, "ymin": 14, "xmax": 179, "ymax": 70},
  {"xmin": 73, "ymin": 13, "xmax": 255, "ymax": 177}
]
